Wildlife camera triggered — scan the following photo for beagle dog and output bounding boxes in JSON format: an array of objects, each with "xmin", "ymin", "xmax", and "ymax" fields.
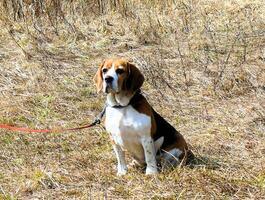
[{"xmin": 94, "ymin": 58, "xmax": 191, "ymax": 175}]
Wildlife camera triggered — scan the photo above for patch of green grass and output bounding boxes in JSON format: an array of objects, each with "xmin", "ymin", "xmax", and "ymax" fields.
[
  {"xmin": 151, "ymin": 194, "xmax": 176, "ymax": 199},
  {"xmin": 13, "ymin": 115, "xmax": 33, "ymax": 126},
  {"xmin": 64, "ymin": 189, "xmax": 83, "ymax": 197},
  {"xmin": 12, "ymin": 158, "xmax": 24, "ymax": 166},
  {"xmin": 0, "ymin": 117, "xmax": 16, "ymax": 125},
  {"xmin": 0, "ymin": 115, "xmax": 34, "ymax": 128},
  {"xmin": 61, "ymin": 141, "xmax": 72, "ymax": 153},
  {"xmin": 1, "ymin": 133, "xmax": 15, "ymax": 145},
  {"xmin": 29, "ymin": 169, "xmax": 46, "ymax": 189},
  {"xmin": 17, "ymin": 134, "xmax": 30, "ymax": 146},
  {"xmin": 0, "ymin": 194, "xmax": 17, "ymax": 200},
  {"xmin": 32, "ymin": 169, "xmax": 45, "ymax": 182},
  {"xmin": 254, "ymin": 173, "xmax": 265, "ymax": 189},
  {"xmin": 30, "ymin": 94, "xmax": 61, "ymax": 123},
  {"xmin": 113, "ymin": 184, "xmax": 132, "ymax": 198},
  {"xmin": 0, "ymin": 172, "xmax": 4, "ymax": 180},
  {"xmin": 94, "ymin": 38, "xmax": 112, "ymax": 49},
  {"xmin": 18, "ymin": 36, "xmax": 30, "ymax": 48},
  {"xmin": 87, "ymin": 100, "xmax": 104, "ymax": 111},
  {"xmin": 89, "ymin": 142, "xmax": 112, "ymax": 159},
  {"xmin": 256, "ymin": 130, "xmax": 264, "ymax": 137},
  {"xmin": 35, "ymin": 107, "xmax": 53, "ymax": 122},
  {"xmin": 174, "ymin": 115, "xmax": 189, "ymax": 126},
  {"xmin": 80, "ymin": 87, "xmax": 94, "ymax": 97}
]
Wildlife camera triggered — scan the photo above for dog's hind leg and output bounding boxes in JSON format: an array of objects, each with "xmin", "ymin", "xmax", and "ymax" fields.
[{"xmin": 154, "ymin": 137, "xmax": 164, "ymax": 154}]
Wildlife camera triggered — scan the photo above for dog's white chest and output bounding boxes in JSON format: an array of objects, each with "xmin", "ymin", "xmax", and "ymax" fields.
[{"xmin": 105, "ymin": 105, "xmax": 151, "ymax": 160}]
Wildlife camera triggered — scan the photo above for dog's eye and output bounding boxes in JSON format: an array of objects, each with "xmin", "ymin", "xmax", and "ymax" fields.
[
  {"xmin": 102, "ymin": 68, "xmax": 108, "ymax": 73},
  {"xmin": 116, "ymin": 68, "xmax": 125, "ymax": 75}
]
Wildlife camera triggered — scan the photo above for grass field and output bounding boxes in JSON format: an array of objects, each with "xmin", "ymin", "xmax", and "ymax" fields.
[{"xmin": 0, "ymin": 0, "xmax": 264, "ymax": 199}]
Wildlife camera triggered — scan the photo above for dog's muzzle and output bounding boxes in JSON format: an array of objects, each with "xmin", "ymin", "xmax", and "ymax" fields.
[{"xmin": 104, "ymin": 76, "xmax": 115, "ymax": 93}]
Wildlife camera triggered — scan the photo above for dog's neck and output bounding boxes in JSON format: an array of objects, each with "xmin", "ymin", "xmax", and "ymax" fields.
[{"xmin": 106, "ymin": 90, "xmax": 137, "ymax": 107}]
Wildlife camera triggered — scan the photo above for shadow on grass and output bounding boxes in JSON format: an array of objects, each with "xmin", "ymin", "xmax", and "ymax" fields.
[
  {"xmin": 186, "ymin": 154, "xmax": 221, "ymax": 170},
  {"xmin": 157, "ymin": 151, "xmax": 222, "ymax": 173}
]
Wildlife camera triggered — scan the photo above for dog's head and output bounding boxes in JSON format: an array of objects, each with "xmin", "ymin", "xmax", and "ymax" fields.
[{"xmin": 94, "ymin": 59, "xmax": 144, "ymax": 94}]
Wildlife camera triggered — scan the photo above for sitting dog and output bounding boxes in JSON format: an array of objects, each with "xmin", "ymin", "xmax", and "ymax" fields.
[{"xmin": 94, "ymin": 58, "xmax": 191, "ymax": 175}]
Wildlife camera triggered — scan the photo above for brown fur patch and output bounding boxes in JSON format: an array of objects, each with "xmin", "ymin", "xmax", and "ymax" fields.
[{"xmin": 130, "ymin": 93, "xmax": 189, "ymax": 154}]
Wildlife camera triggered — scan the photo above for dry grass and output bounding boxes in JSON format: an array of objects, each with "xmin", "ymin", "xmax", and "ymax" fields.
[{"xmin": 0, "ymin": 0, "xmax": 264, "ymax": 199}]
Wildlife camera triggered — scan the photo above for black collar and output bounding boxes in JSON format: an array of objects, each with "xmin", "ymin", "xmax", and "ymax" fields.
[
  {"xmin": 107, "ymin": 89, "xmax": 141, "ymax": 109},
  {"xmin": 112, "ymin": 104, "xmax": 127, "ymax": 109}
]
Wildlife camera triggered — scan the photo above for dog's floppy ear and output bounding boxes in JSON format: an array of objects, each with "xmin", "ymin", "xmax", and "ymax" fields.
[
  {"xmin": 126, "ymin": 62, "xmax": 144, "ymax": 92},
  {"xmin": 94, "ymin": 61, "xmax": 105, "ymax": 93}
]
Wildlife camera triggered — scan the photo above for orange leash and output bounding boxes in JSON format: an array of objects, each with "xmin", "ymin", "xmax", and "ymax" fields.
[
  {"xmin": 0, "ymin": 105, "xmax": 106, "ymax": 133},
  {"xmin": 0, "ymin": 120, "xmax": 100, "ymax": 133}
]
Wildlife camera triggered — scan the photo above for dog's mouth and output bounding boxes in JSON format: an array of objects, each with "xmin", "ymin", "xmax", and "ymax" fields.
[{"xmin": 105, "ymin": 84, "xmax": 118, "ymax": 94}]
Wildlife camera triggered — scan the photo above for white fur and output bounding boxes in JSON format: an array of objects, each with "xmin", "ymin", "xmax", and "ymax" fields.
[
  {"xmin": 113, "ymin": 144, "xmax": 127, "ymax": 176},
  {"xmin": 154, "ymin": 136, "xmax": 164, "ymax": 153},
  {"xmin": 115, "ymin": 92, "xmax": 132, "ymax": 106},
  {"xmin": 106, "ymin": 93, "xmax": 133, "ymax": 107},
  {"xmin": 105, "ymin": 104, "xmax": 159, "ymax": 175},
  {"xmin": 141, "ymin": 137, "xmax": 158, "ymax": 174}
]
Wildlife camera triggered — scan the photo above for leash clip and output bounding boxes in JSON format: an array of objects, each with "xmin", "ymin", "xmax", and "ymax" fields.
[{"xmin": 94, "ymin": 118, "xmax": 101, "ymax": 125}]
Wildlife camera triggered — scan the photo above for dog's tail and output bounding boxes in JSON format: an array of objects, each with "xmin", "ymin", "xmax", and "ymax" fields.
[{"xmin": 178, "ymin": 147, "xmax": 195, "ymax": 166}]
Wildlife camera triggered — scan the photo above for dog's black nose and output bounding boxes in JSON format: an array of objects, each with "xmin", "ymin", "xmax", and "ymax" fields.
[{"xmin": 105, "ymin": 76, "xmax": 114, "ymax": 83}]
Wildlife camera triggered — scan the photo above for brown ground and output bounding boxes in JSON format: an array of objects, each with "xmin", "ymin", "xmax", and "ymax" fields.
[{"xmin": 0, "ymin": 0, "xmax": 264, "ymax": 199}]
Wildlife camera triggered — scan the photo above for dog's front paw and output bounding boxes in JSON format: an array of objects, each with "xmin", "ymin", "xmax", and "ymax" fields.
[
  {"xmin": 117, "ymin": 165, "xmax": 128, "ymax": 176},
  {"xmin": 145, "ymin": 167, "xmax": 158, "ymax": 175},
  {"xmin": 117, "ymin": 169, "xmax": 127, "ymax": 176}
]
